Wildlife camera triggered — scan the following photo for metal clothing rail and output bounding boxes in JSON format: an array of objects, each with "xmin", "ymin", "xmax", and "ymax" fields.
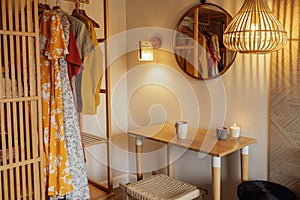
[{"xmin": 64, "ymin": 0, "xmax": 89, "ymax": 4}]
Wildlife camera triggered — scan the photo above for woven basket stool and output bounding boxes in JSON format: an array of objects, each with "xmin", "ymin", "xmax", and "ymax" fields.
[{"xmin": 120, "ymin": 174, "xmax": 207, "ymax": 200}]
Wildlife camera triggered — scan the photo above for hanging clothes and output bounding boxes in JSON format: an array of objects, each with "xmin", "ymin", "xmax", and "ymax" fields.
[
  {"xmin": 56, "ymin": 9, "xmax": 95, "ymax": 112},
  {"xmin": 72, "ymin": 9, "xmax": 99, "ymax": 47},
  {"xmin": 39, "ymin": 10, "xmax": 73, "ymax": 197},
  {"xmin": 58, "ymin": 11, "xmax": 90, "ymax": 199},
  {"xmin": 39, "ymin": 6, "xmax": 103, "ymax": 197},
  {"xmin": 206, "ymin": 32, "xmax": 220, "ymax": 77},
  {"xmin": 72, "ymin": 9, "xmax": 104, "ymax": 115},
  {"xmin": 40, "ymin": 9, "xmax": 92, "ymax": 199},
  {"xmin": 177, "ymin": 23, "xmax": 222, "ymax": 78},
  {"xmin": 57, "ymin": 9, "xmax": 95, "ymax": 60}
]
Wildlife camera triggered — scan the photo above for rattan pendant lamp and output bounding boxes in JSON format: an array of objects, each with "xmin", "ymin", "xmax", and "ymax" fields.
[{"xmin": 223, "ymin": 0, "xmax": 287, "ymax": 54}]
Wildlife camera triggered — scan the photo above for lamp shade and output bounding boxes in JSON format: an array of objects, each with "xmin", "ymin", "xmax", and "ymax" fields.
[{"xmin": 223, "ymin": 0, "xmax": 287, "ymax": 53}]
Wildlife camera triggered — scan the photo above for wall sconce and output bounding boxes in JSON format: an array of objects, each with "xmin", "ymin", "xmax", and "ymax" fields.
[
  {"xmin": 223, "ymin": 0, "xmax": 287, "ymax": 54},
  {"xmin": 138, "ymin": 37, "xmax": 162, "ymax": 61}
]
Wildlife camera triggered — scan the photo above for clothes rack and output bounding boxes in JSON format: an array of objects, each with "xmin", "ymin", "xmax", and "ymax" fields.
[
  {"xmin": 64, "ymin": 0, "xmax": 114, "ymax": 198},
  {"xmin": 64, "ymin": 0, "xmax": 89, "ymax": 4}
]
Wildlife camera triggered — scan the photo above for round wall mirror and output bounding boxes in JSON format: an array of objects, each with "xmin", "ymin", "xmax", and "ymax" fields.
[{"xmin": 173, "ymin": 3, "xmax": 236, "ymax": 80}]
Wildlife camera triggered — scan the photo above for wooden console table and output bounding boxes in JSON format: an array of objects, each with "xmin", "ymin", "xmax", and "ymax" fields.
[{"xmin": 128, "ymin": 123, "xmax": 257, "ymax": 200}]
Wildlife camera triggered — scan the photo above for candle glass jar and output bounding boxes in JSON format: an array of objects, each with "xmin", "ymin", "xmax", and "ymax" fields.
[{"xmin": 230, "ymin": 123, "xmax": 241, "ymax": 139}]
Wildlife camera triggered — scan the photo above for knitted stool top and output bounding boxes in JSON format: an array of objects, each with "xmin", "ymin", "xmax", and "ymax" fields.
[{"xmin": 126, "ymin": 174, "xmax": 200, "ymax": 200}]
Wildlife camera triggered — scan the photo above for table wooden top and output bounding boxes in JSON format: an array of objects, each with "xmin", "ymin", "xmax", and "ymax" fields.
[{"xmin": 128, "ymin": 123, "xmax": 257, "ymax": 157}]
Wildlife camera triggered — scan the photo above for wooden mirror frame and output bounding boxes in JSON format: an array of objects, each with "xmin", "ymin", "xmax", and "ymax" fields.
[{"xmin": 173, "ymin": 3, "xmax": 237, "ymax": 80}]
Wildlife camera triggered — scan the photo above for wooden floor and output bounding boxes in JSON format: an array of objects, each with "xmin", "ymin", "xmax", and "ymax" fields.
[
  {"xmin": 89, "ymin": 183, "xmax": 124, "ymax": 200},
  {"xmin": 89, "ymin": 183, "xmax": 113, "ymax": 200}
]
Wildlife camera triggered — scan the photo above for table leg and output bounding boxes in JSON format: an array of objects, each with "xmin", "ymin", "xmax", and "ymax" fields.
[
  {"xmin": 212, "ymin": 156, "xmax": 221, "ymax": 200},
  {"xmin": 167, "ymin": 144, "xmax": 173, "ymax": 177},
  {"xmin": 241, "ymin": 146, "xmax": 249, "ymax": 181},
  {"xmin": 136, "ymin": 137, "xmax": 143, "ymax": 181}
]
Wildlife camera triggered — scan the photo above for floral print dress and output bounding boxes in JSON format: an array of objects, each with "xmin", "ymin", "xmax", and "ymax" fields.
[
  {"xmin": 39, "ymin": 11, "xmax": 73, "ymax": 197},
  {"xmin": 58, "ymin": 12, "xmax": 90, "ymax": 199}
]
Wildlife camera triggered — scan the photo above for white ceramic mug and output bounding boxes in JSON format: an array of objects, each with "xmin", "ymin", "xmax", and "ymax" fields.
[{"xmin": 170, "ymin": 121, "xmax": 188, "ymax": 139}]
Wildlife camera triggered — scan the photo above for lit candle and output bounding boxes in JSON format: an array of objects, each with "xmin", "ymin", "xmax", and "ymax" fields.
[{"xmin": 230, "ymin": 123, "xmax": 240, "ymax": 139}]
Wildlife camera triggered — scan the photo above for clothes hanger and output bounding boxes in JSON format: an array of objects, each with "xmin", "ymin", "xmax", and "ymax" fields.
[
  {"xmin": 72, "ymin": 2, "xmax": 100, "ymax": 28},
  {"xmin": 38, "ymin": 3, "xmax": 44, "ymax": 9},
  {"xmin": 38, "ymin": 1, "xmax": 50, "ymax": 14},
  {"xmin": 71, "ymin": 2, "xmax": 100, "ymax": 28},
  {"xmin": 43, "ymin": 0, "xmax": 51, "ymax": 10},
  {"xmin": 72, "ymin": 2, "xmax": 80, "ymax": 14},
  {"xmin": 53, "ymin": 0, "xmax": 61, "ymax": 10},
  {"xmin": 79, "ymin": 3, "xmax": 100, "ymax": 28},
  {"xmin": 199, "ymin": 22, "xmax": 210, "ymax": 34},
  {"xmin": 38, "ymin": 2, "xmax": 44, "ymax": 12},
  {"xmin": 79, "ymin": 8, "xmax": 100, "ymax": 28}
]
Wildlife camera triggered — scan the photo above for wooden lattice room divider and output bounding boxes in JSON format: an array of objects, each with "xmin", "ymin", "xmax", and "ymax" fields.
[{"xmin": 0, "ymin": 0, "xmax": 44, "ymax": 199}]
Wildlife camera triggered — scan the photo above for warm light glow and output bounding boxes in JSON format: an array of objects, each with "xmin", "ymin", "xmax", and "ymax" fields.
[
  {"xmin": 139, "ymin": 41, "xmax": 154, "ymax": 61},
  {"xmin": 223, "ymin": 0, "xmax": 287, "ymax": 54},
  {"xmin": 250, "ymin": 23, "xmax": 258, "ymax": 31}
]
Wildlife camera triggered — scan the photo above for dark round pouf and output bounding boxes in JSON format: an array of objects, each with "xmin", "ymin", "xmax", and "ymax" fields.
[{"xmin": 237, "ymin": 180, "xmax": 297, "ymax": 200}]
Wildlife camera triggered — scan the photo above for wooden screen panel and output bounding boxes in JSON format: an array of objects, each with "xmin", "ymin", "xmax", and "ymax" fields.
[{"xmin": 0, "ymin": 0, "xmax": 44, "ymax": 199}]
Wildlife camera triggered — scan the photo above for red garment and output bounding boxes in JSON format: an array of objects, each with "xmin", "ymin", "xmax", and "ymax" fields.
[{"xmin": 66, "ymin": 27, "xmax": 82, "ymax": 87}]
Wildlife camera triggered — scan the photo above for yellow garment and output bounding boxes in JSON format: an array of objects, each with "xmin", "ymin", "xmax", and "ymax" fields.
[
  {"xmin": 39, "ymin": 11, "xmax": 73, "ymax": 197},
  {"xmin": 81, "ymin": 45, "xmax": 104, "ymax": 114}
]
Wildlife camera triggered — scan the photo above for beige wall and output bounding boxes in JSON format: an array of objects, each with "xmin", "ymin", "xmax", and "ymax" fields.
[{"xmin": 125, "ymin": 0, "xmax": 270, "ymax": 199}]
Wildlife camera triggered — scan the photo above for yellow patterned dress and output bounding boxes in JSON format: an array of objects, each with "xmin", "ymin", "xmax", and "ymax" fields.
[{"xmin": 39, "ymin": 11, "xmax": 73, "ymax": 197}]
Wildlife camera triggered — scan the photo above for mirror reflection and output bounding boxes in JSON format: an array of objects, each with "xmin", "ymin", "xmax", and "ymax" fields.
[{"xmin": 174, "ymin": 3, "xmax": 236, "ymax": 80}]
